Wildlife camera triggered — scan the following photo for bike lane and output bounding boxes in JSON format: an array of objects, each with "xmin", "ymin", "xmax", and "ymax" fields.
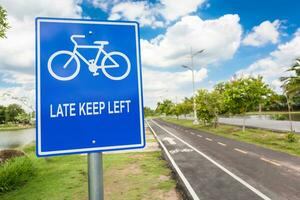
[{"xmin": 147, "ymin": 119, "xmax": 264, "ymax": 200}]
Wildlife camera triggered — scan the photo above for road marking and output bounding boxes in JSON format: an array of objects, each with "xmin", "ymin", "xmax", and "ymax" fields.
[
  {"xmin": 234, "ymin": 148, "xmax": 248, "ymax": 154},
  {"xmin": 197, "ymin": 135, "xmax": 202, "ymax": 138},
  {"xmin": 151, "ymin": 120, "xmax": 271, "ymax": 200},
  {"xmin": 191, "ymin": 132, "xmax": 195, "ymax": 135},
  {"xmin": 218, "ymin": 142, "xmax": 226, "ymax": 146},
  {"xmin": 169, "ymin": 148, "xmax": 194, "ymax": 154},
  {"xmin": 146, "ymin": 121, "xmax": 200, "ymax": 200},
  {"xmin": 162, "ymin": 137, "xmax": 176, "ymax": 145},
  {"xmin": 206, "ymin": 137, "xmax": 213, "ymax": 141},
  {"xmin": 260, "ymin": 157, "xmax": 281, "ymax": 167}
]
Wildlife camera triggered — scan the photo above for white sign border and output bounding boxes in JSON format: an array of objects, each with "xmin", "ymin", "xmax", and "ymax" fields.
[{"xmin": 36, "ymin": 18, "xmax": 145, "ymax": 156}]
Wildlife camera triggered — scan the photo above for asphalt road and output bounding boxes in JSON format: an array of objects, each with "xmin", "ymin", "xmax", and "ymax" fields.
[
  {"xmin": 219, "ymin": 117, "xmax": 300, "ymax": 133},
  {"xmin": 147, "ymin": 118, "xmax": 300, "ymax": 200}
]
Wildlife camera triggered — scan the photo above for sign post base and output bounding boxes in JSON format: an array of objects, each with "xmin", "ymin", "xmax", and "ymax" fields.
[{"xmin": 88, "ymin": 152, "xmax": 103, "ymax": 200}]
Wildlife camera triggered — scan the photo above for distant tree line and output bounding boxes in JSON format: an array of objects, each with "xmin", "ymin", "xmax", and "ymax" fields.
[
  {"xmin": 153, "ymin": 58, "xmax": 300, "ymax": 131},
  {"xmin": 0, "ymin": 104, "xmax": 32, "ymax": 125}
]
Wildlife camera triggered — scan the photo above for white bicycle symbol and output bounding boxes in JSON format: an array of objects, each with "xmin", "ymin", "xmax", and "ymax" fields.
[{"xmin": 47, "ymin": 34, "xmax": 131, "ymax": 81}]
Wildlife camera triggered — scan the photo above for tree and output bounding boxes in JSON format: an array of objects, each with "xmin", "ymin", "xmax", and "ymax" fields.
[
  {"xmin": 15, "ymin": 113, "xmax": 31, "ymax": 124},
  {"xmin": 223, "ymin": 77, "xmax": 273, "ymax": 131},
  {"xmin": 155, "ymin": 99, "xmax": 174, "ymax": 116},
  {"xmin": 180, "ymin": 97, "xmax": 193, "ymax": 118},
  {"xmin": 195, "ymin": 89, "xmax": 224, "ymax": 127},
  {"xmin": 0, "ymin": 105, "xmax": 6, "ymax": 124},
  {"xmin": 144, "ymin": 106, "xmax": 155, "ymax": 117},
  {"xmin": 280, "ymin": 59, "xmax": 300, "ymax": 132},
  {"xmin": 0, "ymin": 6, "xmax": 9, "ymax": 38},
  {"xmin": 281, "ymin": 58, "xmax": 300, "ymax": 98},
  {"xmin": 5, "ymin": 104, "xmax": 25, "ymax": 123}
]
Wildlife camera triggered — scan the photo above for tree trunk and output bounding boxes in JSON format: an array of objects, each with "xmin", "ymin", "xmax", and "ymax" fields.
[
  {"xmin": 214, "ymin": 115, "xmax": 219, "ymax": 128},
  {"xmin": 242, "ymin": 116, "xmax": 246, "ymax": 132},
  {"xmin": 286, "ymin": 95, "xmax": 293, "ymax": 132}
]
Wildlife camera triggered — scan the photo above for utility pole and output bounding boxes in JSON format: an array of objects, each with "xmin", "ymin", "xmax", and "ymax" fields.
[{"xmin": 181, "ymin": 48, "xmax": 204, "ymax": 125}]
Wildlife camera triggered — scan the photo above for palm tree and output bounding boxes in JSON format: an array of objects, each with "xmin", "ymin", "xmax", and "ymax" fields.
[
  {"xmin": 281, "ymin": 58, "xmax": 300, "ymax": 97},
  {"xmin": 280, "ymin": 58, "xmax": 300, "ymax": 132}
]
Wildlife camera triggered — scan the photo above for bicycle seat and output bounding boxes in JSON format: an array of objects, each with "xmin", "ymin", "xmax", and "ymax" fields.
[{"xmin": 94, "ymin": 41, "xmax": 109, "ymax": 45}]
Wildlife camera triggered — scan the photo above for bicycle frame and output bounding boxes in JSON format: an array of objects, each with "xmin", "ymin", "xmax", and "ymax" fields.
[{"xmin": 63, "ymin": 43, "xmax": 119, "ymax": 70}]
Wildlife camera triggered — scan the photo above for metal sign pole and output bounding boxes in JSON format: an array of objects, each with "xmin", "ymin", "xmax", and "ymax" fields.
[{"xmin": 88, "ymin": 152, "xmax": 104, "ymax": 200}]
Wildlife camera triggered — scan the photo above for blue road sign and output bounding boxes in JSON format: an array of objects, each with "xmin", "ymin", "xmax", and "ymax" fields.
[{"xmin": 36, "ymin": 18, "xmax": 145, "ymax": 156}]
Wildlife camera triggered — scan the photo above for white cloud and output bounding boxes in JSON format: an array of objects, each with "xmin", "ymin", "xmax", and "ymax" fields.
[
  {"xmin": 0, "ymin": 87, "xmax": 35, "ymax": 112},
  {"xmin": 141, "ymin": 14, "xmax": 242, "ymax": 68},
  {"xmin": 93, "ymin": 0, "xmax": 206, "ymax": 28},
  {"xmin": 143, "ymin": 68, "xmax": 208, "ymax": 108},
  {"xmin": 108, "ymin": 1, "xmax": 163, "ymax": 28},
  {"xmin": 160, "ymin": 0, "xmax": 206, "ymax": 21},
  {"xmin": 0, "ymin": 0, "xmax": 82, "ymax": 110},
  {"xmin": 238, "ymin": 28, "xmax": 300, "ymax": 92},
  {"xmin": 243, "ymin": 20, "xmax": 281, "ymax": 47}
]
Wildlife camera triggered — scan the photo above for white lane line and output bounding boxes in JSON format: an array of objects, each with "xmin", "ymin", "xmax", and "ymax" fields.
[
  {"xmin": 218, "ymin": 142, "xmax": 226, "ymax": 146},
  {"xmin": 146, "ymin": 121, "xmax": 200, "ymax": 200},
  {"xmin": 260, "ymin": 157, "xmax": 281, "ymax": 167},
  {"xmin": 191, "ymin": 132, "xmax": 195, "ymax": 135},
  {"xmin": 234, "ymin": 148, "xmax": 248, "ymax": 154},
  {"xmin": 206, "ymin": 137, "xmax": 213, "ymax": 141},
  {"xmin": 151, "ymin": 120, "xmax": 271, "ymax": 200},
  {"xmin": 197, "ymin": 135, "xmax": 202, "ymax": 138}
]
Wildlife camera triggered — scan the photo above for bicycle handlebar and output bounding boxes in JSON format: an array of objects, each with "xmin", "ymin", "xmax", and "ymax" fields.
[{"xmin": 70, "ymin": 35, "xmax": 85, "ymax": 45}]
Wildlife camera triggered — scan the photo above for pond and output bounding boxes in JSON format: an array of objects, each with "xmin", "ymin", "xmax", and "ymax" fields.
[{"xmin": 0, "ymin": 128, "xmax": 35, "ymax": 150}]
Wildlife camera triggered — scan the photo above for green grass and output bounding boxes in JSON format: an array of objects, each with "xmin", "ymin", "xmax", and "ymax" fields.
[
  {"xmin": 1, "ymin": 144, "xmax": 177, "ymax": 200},
  {"xmin": 163, "ymin": 118, "xmax": 300, "ymax": 157},
  {"xmin": 0, "ymin": 156, "xmax": 35, "ymax": 193},
  {"xmin": 246, "ymin": 111, "xmax": 300, "ymax": 115},
  {"xmin": 0, "ymin": 124, "xmax": 34, "ymax": 131}
]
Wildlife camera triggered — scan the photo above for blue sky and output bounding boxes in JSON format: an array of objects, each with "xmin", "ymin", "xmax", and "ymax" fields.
[{"xmin": 0, "ymin": 0, "xmax": 300, "ymax": 109}]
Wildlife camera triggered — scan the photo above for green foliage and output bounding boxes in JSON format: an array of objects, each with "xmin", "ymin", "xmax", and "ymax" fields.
[
  {"xmin": 0, "ymin": 105, "xmax": 5, "ymax": 124},
  {"xmin": 0, "ymin": 156, "xmax": 35, "ymax": 194},
  {"xmin": 155, "ymin": 99, "xmax": 174, "ymax": 116},
  {"xmin": 144, "ymin": 106, "xmax": 156, "ymax": 117},
  {"xmin": 223, "ymin": 76, "xmax": 273, "ymax": 115},
  {"xmin": 195, "ymin": 89, "xmax": 224, "ymax": 126},
  {"xmin": 0, "ymin": 6, "xmax": 9, "ymax": 38},
  {"xmin": 281, "ymin": 58, "xmax": 300, "ymax": 98},
  {"xmin": 15, "ymin": 113, "xmax": 31, "ymax": 124},
  {"xmin": 4, "ymin": 104, "xmax": 25, "ymax": 123},
  {"xmin": 271, "ymin": 114, "xmax": 286, "ymax": 120},
  {"xmin": 286, "ymin": 132, "xmax": 296, "ymax": 143},
  {"xmin": 180, "ymin": 97, "xmax": 193, "ymax": 116}
]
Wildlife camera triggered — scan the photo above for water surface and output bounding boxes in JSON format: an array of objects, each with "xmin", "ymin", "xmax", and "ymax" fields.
[{"xmin": 0, "ymin": 128, "xmax": 35, "ymax": 150}]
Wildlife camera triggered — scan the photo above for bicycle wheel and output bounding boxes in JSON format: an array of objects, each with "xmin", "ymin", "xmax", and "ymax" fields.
[
  {"xmin": 47, "ymin": 50, "xmax": 80, "ymax": 81},
  {"xmin": 101, "ymin": 51, "xmax": 131, "ymax": 81}
]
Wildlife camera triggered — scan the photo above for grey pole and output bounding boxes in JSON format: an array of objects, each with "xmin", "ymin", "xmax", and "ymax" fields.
[
  {"xmin": 191, "ymin": 47, "xmax": 199, "ymax": 125},
  {"xmin": 88, "ymin": 152, "xmax": 104, "ymax": 200}
]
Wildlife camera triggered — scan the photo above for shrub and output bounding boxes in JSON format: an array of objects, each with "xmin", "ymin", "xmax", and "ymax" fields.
[
  {"xmin": 0, "ymin": 156, "xmax": 35, "ymax": 193},
  {"xmin": 286, "ymin": 132, "xmax": 296, "ymax": 143},
  {"xmin": 271, "ymin": 114, "xmax": 286, "ymax": 120}
]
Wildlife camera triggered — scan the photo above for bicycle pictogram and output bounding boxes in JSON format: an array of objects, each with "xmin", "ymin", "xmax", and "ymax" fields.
[{"xmin": 47, "ymin": 33, "xmax": 131, "ymax": 81}]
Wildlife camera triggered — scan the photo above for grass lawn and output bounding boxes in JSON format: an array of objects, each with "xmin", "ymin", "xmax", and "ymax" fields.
[
  {"xmin": 0, "ymin": 124, "xmax": 35, "ymax": 131},
  {"xmin": 163, "ymin": 118, "xmax": 300, "ymax": 157},
  {"xmin": 1, "ymin": 144, "xmax": 178, "ymax": 200},
  {"xmin": 246, "ymin": 111, "xmax": 300, "ymax": 115}
]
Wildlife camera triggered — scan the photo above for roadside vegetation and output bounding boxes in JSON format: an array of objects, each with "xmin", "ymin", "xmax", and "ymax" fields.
[
  {"xmin": 0, "ymin": 104, "xmax": 35, "ymax": 131},
  {"xmin": 163, "ymin": 118, "xmax": 300, "ymax": 157},
  {"xmin": 152, "ymin": 60, "xmax": 300, "ymax": 132},
  {"xmin": 0, "ymin": 144, "xmax": 179, "ymax": 200}
]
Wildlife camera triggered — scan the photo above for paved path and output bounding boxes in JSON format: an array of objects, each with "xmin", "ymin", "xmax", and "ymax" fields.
[
  {"xmin": 147, "ymin": 119, "xmax": 300, "ymax": 200},
  {"xmin": 219, "ymin": 117, "xmax": 300, "ymax": 133}
]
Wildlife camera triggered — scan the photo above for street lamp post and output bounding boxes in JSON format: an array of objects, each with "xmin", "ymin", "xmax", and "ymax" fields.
[{"xmin": 182, "ymin": 48, "xmax": 204, "ymax": 125}]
